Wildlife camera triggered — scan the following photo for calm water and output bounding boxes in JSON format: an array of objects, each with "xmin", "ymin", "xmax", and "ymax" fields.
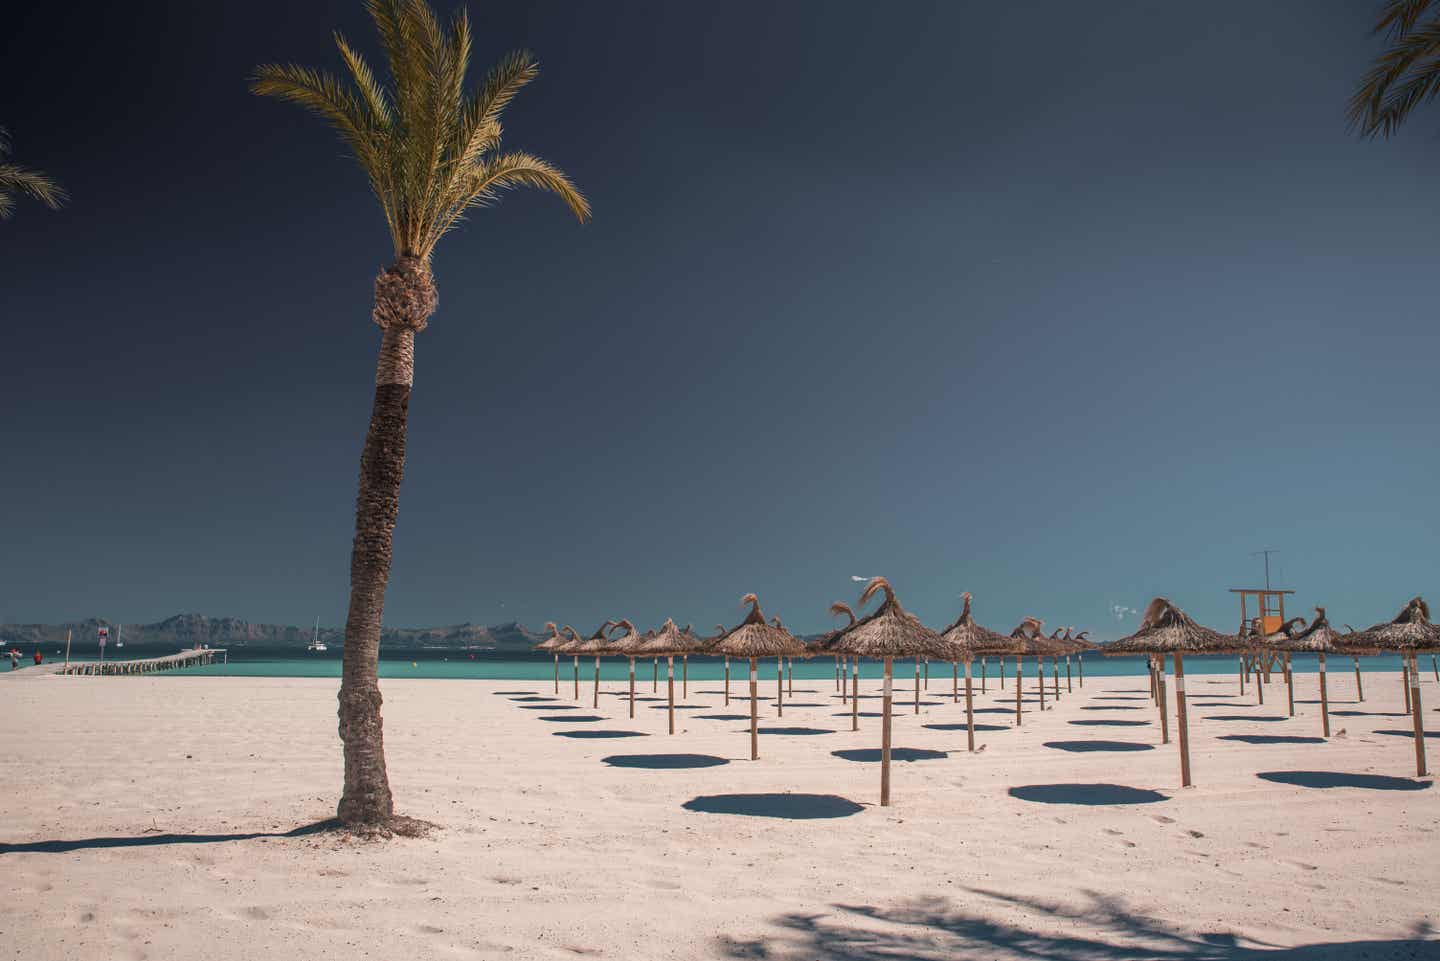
[{"xmin": 24, "ymin": 650, "xmax": 1417, "ymax": 680}]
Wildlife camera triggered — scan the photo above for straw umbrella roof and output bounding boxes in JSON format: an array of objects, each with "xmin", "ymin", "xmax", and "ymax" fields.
[
  {"xmin": 808, "ymin": 602, "xmax": 858, "ymax": 656},
  {"xmin": 535, "ymin": 621, "xmax": 567, "ymax": 652},
  {"xmin": 1001, "ymin": 616, "xmax": 1060, "ymax": 656},
  {"xmin": 567, "ymin": 620, "xmax": 620, "ymax": 656},
  {"xmin": 829, "ymin": 578, "xmax": 949, "ymax": 660},
  {"xmin": 552, "ymin": 624, "xmax": 585, "ymax": 654},
  {"xmin": 1271, "ymin": 607, "xmax": 1377, "ymax": 655},
  {"xmin": 715, "ymin": 595, "xmax": 807, "ymax": 658},
  {"xmin": 1343, "ymin": 597, "xmax": 1440, "ymax": 654},
  {"xmin": 605, "ymin": 618, "xmax": 648, "ymax": 656},
  {"xmin": 634, "ymin": 618, "xmax": 707, "ymax": 657},
  {"xmin": 1104, "ymin": 598, "xmax": 1240, "ymax": 655},
  {"xmin": 1071, "ymin": 629, "xmax": 1097, "ymax": 652},
  {"xmin": 938, "ymin": 592, "xmax": 1011, "ymax": 659}
]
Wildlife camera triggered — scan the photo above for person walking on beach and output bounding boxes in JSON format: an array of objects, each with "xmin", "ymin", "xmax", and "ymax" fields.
[
  {"xmin": 32, "ymin": 647, "xmax": 43, "ymax": 666},
  {"xmin": 8, "ymin": 649, "xmax": 19, "ymax": 670}
]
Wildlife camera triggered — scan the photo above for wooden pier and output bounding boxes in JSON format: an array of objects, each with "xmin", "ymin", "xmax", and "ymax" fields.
[{"xmin": 56, "ymin": 649, "xmax": 227, "ymax": 676}]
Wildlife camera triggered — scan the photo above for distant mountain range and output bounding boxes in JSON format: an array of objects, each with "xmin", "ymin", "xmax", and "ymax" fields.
[{"xmin": 0, "ymin": 614, "xmax": 548, "ymax": 653}]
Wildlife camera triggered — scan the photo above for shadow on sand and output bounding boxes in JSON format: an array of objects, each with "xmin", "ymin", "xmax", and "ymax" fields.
[
  {"xmin": 553, "ymin": 730, "xmax": 649, "ymax": 739},
  {"xmin": 1218, "ymin": 735, "xmax": 1324, "ymax": 745},
  {"xmin": 521, "ymin": 705, "xmax": 578, "ymax": 711},
  {"xmin": 509, "ymin": 696, "xmax": 555, "ymax": 702},
  {"xmin": 603, "ymin": 754, "xmax": 729, "ymax": 769},
  {"xmin": 1372, "ymin": 729, "xmax": 1440, "ymax": 739},
  {"xmin": 924, "ymin": 722, "xmax": 1007, "ymax": 733},
  {"xmin": 831, "ymin": 748, "xmax": 947, "ymax": 763},
  {"xmin": 1202, "ymin": 715, "xmax": 1285, "ymax": 722},
  {"xmin": 715, "ymin": 890, "xmax": 1435, "ymax": 959},
  {"xmin": 538, "ymin": 715, "xmax": 604, "ymax": 722},
  {"xmin": 0, "ymin": 820, "xmax": 336, "ymax": 854},
  {"xmin": 1256, "ymin": 771, "xmax": 1432, "ymax": 791},
  {"xmin": 756, "ymin": 727, "xmax": 834, "ymax": 736},
  {"xmin": 695, "ymin": 714, "xmax": 750, "ymax": 721},
  {"xmin": 1070, "ymin": 719, "xmax": 1150, "ymax": 727},
  {"xmin": 1043, "ymin": 741, "xmax": 1153, "ymax": 753},
  {"xmin": 683, "ymin": 793, "xmax": 863, "ymax": 819},
  {"xmin": 1008, "ymin": 784, "xmax": 1168, "ymax": 805}
]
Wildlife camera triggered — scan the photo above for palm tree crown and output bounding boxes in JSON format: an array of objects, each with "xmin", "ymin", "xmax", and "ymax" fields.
[
  {"xmin": 251, "ymin": 0, "xmax": 589, "ymax": 260},
  {"xmin": 0, "ymin": 127, "xmax": 67, "ymax": 219},
  {"xmin": 1350, "ymin": 0, "xmax": 1440, "ymax": 137}
]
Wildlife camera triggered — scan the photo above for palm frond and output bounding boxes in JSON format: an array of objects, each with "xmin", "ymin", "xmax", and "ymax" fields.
[
  {"xmin": 0, "ymin": 162, "xmax": 68, "ymax": 217},
  {"xmin": 254, "ymin": 0, "xmax": 587, "ymax": 259},
  {"xmin": 1350, "ymin": 5, "xmax": 1440, "ymax": 137}
]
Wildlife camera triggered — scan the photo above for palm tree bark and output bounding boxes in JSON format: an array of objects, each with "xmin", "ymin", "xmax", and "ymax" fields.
[{"xmin": 337, "ymin": 256, "xmax": 436, "ymax": 828}]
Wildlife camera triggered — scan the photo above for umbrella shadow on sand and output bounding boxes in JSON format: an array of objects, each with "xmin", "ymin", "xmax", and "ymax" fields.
[
  {"xmin": 831, "ymin": 748, "xmax": 948, "ymax": 763},
  {"xmin": 1008, "ymin": 784, "xmax": 1168, "ymax": 805},
  {"xmin": 1256, "ymin": 771, "xmax": 1433, "ymax": 791},
  {"xmin": 683, "ymin": 793, "xmax": 863, "ymax": 819},
  {"xmin": 1218, "ymin": 735, "xmax": 1324, "ymax": 745},
  {"xmin": 602, "ymin": 754, "xmax": 729, "ymax": 769},
  {"xmin": 1042, "ymin": 741, "xmax": 1154, "ymax": 753},
  {"xmin": 715, "ymin": 889, "xmax": 1435, "ymax": 960},
  {"xmin": 553, "ymin": 730, "xmax": 649, "ymax": 739}
]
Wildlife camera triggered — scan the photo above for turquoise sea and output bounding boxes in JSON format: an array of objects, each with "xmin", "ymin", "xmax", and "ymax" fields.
[{"xmin": 21, "ymin": 650, "xmax": 1421, "ymax": 680}]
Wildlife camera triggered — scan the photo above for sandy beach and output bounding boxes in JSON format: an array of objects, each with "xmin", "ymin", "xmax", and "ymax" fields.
[{"xmin": 2, "ymin": 666, "xmax": 1435, "ymax": 960}]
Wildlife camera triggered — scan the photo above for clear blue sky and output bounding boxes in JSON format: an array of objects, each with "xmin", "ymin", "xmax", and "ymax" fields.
[{"xmin": 3, "ymin": 1, "xmax": 1436, "ymax": 638}]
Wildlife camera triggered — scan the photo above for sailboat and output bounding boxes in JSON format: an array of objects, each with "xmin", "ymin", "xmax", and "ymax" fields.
[{"xmin": 307, "ymin": 617, "xmax": 328, "ymax": 653}]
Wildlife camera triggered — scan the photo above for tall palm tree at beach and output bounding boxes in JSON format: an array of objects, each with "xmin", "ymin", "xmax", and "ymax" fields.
[
  {"xmin": 251, "ymin": 0, "xmax": 589, "ymax": 830},
  {"xmin": 1349, "ymin": 0, "xmax": 1440, "ymax": 137},
  {"xmin": 0, "ymin": 127, "xmax": 66, "ymax": 219}
]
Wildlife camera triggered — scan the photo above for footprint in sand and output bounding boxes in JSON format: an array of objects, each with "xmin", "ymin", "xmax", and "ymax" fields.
[
  {"xmin": 1245, "ymin": 841, "xmax": 1268, "ymax": 850},
  {"xmin": 1150, "ymin": 815, "xmax": 1176, "ymax": 825},
  {"xmin": 1102, "ymin": 828, "xmax": 1124, "ymax": 836},
  {"xmin": 243, "ymin": 906, "xmax": 271, "ymax": 920},
  {"xmin": 1186, "ymin": 830, "xmax": 1204, "ymax": 839}
]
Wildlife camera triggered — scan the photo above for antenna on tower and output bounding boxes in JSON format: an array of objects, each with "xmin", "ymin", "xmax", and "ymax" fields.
[{"xmin": 1251, "ymin": 549, "xmax": 1279, "ymax": 591}]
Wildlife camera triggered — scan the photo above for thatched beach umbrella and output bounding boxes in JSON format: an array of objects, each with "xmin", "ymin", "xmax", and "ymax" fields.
[
  {"xmin": 569, "ymin": 621, "xmax": 619, "ymax": 710},
  {"xmin": 1106, "ymin": 598, "xmax": 1239, "ymax": 788},
  {"xmin": 715, "ymin": 594, "xmax": 806, "ymax": 760},
  {"xmin": 1272, "ymin": 607, "xmax": 1375, "ymax": 739},
  {"xmin": 633, "ymin": 619, "xmax": 696, "ymax": 736},
  {"xmin": 552, "ymin": 625, "xmax": 587, "ymax": 700},
  {"xmin": 1004, "ymin": 617, "xmax": 1049, "ymax": 725},
  {"xmin": 1340, "ymin": 597, "xmax": 1439, "ymax": 777},
  {"xmin": 940, "ymin": 592, "xmax": 1011, "ymax": 752},
  {"xmin": 809, "ymin": 602, "xmax": 858, "ymax": 723},
  {"xmin": 606, "ymin": 619, "xmax": 646, "ymax": 719},
  {"xmin": 830, "ymin": 577, "xmax": 948, "ymax": 806},
  {"xmin": 535, "ymin": 621, "xmax": 567, "ymax": 695}
]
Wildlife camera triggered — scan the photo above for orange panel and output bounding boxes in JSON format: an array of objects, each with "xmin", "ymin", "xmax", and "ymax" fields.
[{"xmin": 1260, "ymin": 614, "xmax": 1282, "ymax": 634}]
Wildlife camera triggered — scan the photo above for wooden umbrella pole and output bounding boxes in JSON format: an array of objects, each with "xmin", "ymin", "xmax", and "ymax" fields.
[
  {"xmin": 724, "ymin": 656, "xmax": 731, "ymax": 706},
  {"xmin": 1318, "ymin": 652, "xmax": 1330, "ymax": 738},
  {"xmin": 1149, "ymin": 660, "xmax": 1157, "ymax": 701},
  {"xmin": 1157, "ymin": 661, "xmax": 1170, "ymax": 744},
  {"xmin": 952, "ymin": 660, "xmax": 959, "ymax": 704},
  {"xmin": 851, "ymin": 658, "xmax": 859, "ymax": 731},
  {"xmin": 776, "ymin": 658, "xmax": 784, "ymax": 717},
  {"xmin": 881, "ymin": 657, "xmax": 894, "ymax": 807},
  {"xmin": 914, "ymin": 657, "xmax": 921, "ymax": 715},
  {"xmin": 1077, "ymin": 653, "xmax": 1083, "ymax": 688},
  {"xmin": 749, "ymin": 658, "xmax": 758, "ymax": 760},
  {"xmin": 628, "ymin": 658, "xmax": 636, "ymax": 719},
  {"xmin": 1238, "ymin": 655, "xmax": 1245, "ymax": 695},
  {"xmin": 982, "ymin": 656, "xmax": 988, "ymax": 693},
  {"xmin": 964, "ymin": 658, "xmax": 975, "ymax": 753},
  {"xmin": 653, "ymin": 658, "xmax": 658, "ymax": 692},
  {"xmin": 1000, "ymin": 655, "xmax": 1005, "ymax": 689},
  {"xmin": 1402, "ymin": 659, "xmax": 1411, "ymax": 715},
  {"xmin": 666, "ymin": 656, "xmax": 675, "ymax": 736},
  {"xmin": 1174, "ymin": 653, "xmax": 1192, "ymax": 788},
  {"xmin": 1354, "ymin": 657, "xmax": 1364, "ymax": 702},
  {"xmin": 683, "ymin": 655, "xmax": 689, "ymax": 700},
  {"xmin": 1433, "ymin": 654, "xmax": 1439, "ymax": 683},
  {"xmin": 593, "ymin": 656, "xmax": 601, "ymax": 709},
  {"xmin": 1037, "ymin": 656, "xmax": 1046, "ymax": 711},
  {"xmin": 841, "ymin": 657, "xmax": 848, "ymax": 704},
  {"xmin": 1409, "ymin": 654, "xmax": 1427, "ymax": 777},
  {"xmin": 1284, "ymin": 653, "xmax": 1294, "ymax": 717},
  {"xmin": 1255, "ymin": 659, "xmax": 1264, "ymax": 706},
  {"xmin": 1052, "ymin": 656, "xmax": 1060, "ymax": 700},
  {"xmin": 787, "ymin": 657, "xmax": 793, "ymax": 697},
  {"xmin": 573, "ymin": 656, "xmax": 579, "ymax": 700},
  {"xmin": 1015, "ymin": 658, "xmax": 1023, "ymax": 726},
  {"xmin": 1065, "ymin": 655, "xmax": 1072, "ymax": 693},
  {"xmin": 835, "ymin": 655, "xmax": 841, "ymax": 693},
  {"xmin": 924, "ymin": 657, "xmax": 929, "ymax": 690},
  {"xmin": 554, "ymin": 654, "xmax": 559, "ymax": 694}
]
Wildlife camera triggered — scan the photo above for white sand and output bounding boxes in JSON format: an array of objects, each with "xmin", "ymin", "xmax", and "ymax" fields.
[{"xmin": 1, "ymin": 664, "xmax": 1435, "ymax": 960}]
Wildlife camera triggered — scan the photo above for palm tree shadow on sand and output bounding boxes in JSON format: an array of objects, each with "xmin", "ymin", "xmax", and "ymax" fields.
[
  {"xmin": 715, "ymin": 890, "xmax": 1435, "ymax": 960},
  {"xmin": 0, "ymin": 820, "xmax": 336, "ymax": 855}
]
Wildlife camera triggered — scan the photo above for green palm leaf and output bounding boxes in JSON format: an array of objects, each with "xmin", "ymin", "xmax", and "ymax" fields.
[{"xmin": 1350, "ymin": 0, "xmax": 1440, "ymax": 137}]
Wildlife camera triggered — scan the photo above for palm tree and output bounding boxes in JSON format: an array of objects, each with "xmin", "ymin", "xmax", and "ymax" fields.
[
  {"xmin": 1349, "ymin": 1, "xmax": 1440, "ymax": 136},
  {"xmin": 0, "ymin": 127, "xmax": 66, "ymax": 219},
  {"xmin": 250, "ymin": 0, "xmax": 589, "ymax": 830}
]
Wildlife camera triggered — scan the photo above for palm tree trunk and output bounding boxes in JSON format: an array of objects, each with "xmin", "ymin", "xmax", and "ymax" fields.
[{"xmin": 336, "ymin": 257, "xmax": 435, "ymax": 828}]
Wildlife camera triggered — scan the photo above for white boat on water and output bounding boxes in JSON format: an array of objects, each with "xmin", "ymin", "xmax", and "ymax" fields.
[{"xmin": 307, "ymin": 617, "xmax": 328, "ymax": 653}]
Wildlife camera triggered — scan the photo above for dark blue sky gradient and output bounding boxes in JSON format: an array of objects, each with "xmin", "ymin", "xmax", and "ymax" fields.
[{"xmin": 3, "ymin": 2, "xmax": 1437, "ymax": 637}]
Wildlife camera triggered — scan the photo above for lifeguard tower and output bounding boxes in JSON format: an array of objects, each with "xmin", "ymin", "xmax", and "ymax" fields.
[{"xmin": 1230, "ymin": 587, "xmax": 1294, "ymax": 636}]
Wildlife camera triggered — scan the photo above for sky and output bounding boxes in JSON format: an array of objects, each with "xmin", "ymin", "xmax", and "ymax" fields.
[{"xmin": 3, "ymin": 1, "xmax": 1437, "ymax": 639}]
